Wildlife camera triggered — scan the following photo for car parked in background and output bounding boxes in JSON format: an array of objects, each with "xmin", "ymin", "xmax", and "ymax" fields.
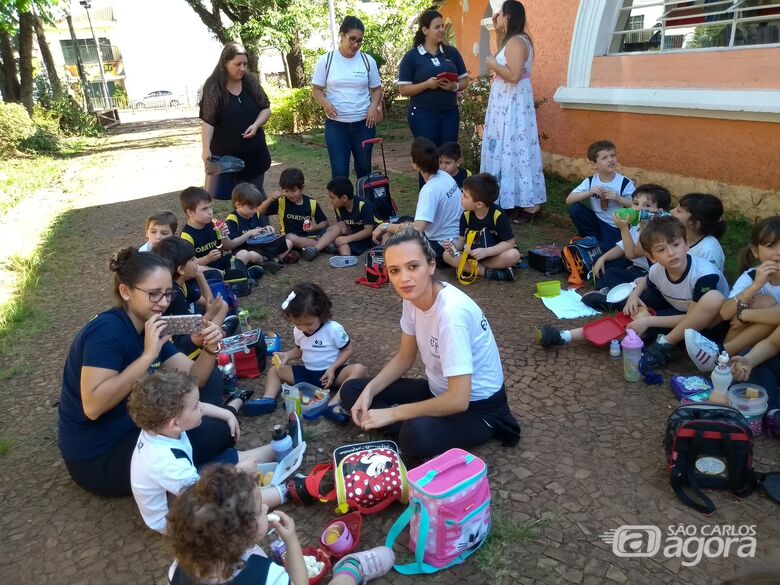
[{"xmin": 133, "ymin": 90, "xmax": 183, "ymax": 109}]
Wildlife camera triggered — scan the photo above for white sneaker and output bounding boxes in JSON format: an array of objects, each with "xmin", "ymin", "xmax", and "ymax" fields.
[{"xmin": 684, "ymin": 329, "xmax": 720, "ymax": 373}]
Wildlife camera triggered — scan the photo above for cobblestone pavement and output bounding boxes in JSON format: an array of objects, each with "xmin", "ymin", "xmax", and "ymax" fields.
[{"xmin": 1, "ymin": 118, "xmax": 778, "ymax": 585}]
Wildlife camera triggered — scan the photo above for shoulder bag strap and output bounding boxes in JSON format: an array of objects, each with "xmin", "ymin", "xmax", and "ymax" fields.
[{"xmin": 672, "ymin": 431, "xmax": 716, "ymax": 514}]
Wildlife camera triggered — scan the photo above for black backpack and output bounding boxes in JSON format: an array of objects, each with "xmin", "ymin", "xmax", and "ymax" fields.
[{"xmin": 664, "ymin": 404, "xmax": 758, "ymax": 514}]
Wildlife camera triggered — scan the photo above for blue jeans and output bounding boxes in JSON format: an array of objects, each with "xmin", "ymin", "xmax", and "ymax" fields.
[
  {"xmin": 407, "ymin": 105, "xmax": 459, "ymax": 146},
  {"xmin": 567, "ymin": 202, "xmax": 622, "ymax": 253},
  {"xmin": 324, "ymin": 118, "xmax": 376, "ymax": 180}
]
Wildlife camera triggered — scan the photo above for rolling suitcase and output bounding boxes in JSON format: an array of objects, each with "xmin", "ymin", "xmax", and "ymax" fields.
[{"xmin": 357, "ymin": 138, "xmax": 398, "ymax": 222}]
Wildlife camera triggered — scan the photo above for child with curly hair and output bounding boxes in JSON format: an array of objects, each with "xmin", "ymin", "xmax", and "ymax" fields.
[{"xmin": 165, "ymin": 464, "xmax": 394, "ymax": 584}]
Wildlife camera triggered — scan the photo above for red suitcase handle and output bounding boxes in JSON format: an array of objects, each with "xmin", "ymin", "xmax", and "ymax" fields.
[{"xmin": 361, "ymin": 138, "xmax": 384, "ymax": 147}]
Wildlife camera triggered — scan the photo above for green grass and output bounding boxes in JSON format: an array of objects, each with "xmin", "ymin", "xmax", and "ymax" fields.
[
  {"xmin": 0, "ymin": 155, "xmax": 69, "ymax": 216},
  {"xmin": 474, "ymin": 510, "xmax": 547, "ymax": 583},
  {"xmin": 0, "ymin": 435, "xmax": 13, "ymax": 456}
]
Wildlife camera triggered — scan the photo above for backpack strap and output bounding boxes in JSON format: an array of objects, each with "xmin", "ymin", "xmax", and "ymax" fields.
[
  {"xmin": 456, "ymin": 230, "xmax": 479, "ymax": 285},
  {"xmin": 325, "ymin": 50, "xmax": 371, "ymax": 87},
  {"xmin": 278, "ymin": 197, "xmax": 287, "ymax": 234},
  {"xmin": 493, "ymin": 208, "xmax": 502, "ymax": 225},
  {"xmin": 722, "ymin": 433, "xmax": 759, "ymax": 500},
  {"xmin": 309, "ymin": 198, "xmax": 317, "ymax": 219},
  {"xmin": 671, "ymin": 431, "xmax": 716, "ymax": 514},
  {"xmin": 324, "ymin": 51, "xmax": 334, "ymax": 84},
  {"xmin": 386, "ymin": 498, "xmax": 440, "ymax": 575}
]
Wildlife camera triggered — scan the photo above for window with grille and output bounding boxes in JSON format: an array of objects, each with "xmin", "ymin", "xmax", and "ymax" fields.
[{"xmin": 609, "ymin": 0, "xmax": 780, "ymax": 54}]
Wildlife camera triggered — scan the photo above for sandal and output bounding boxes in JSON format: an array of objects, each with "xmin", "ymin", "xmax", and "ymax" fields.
[
  {"xmin": 322, "ymin": 403, "xmax": 350, "ymax": 425},
  {"xmin": 332, "ymin": 546, "xmax": 395, "ymax": 584}
]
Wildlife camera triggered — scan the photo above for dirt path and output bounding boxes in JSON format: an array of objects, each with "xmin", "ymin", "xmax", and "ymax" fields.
[{"xmin": 1, "ymin": 117, "xmax": 778, "ymax": 585}]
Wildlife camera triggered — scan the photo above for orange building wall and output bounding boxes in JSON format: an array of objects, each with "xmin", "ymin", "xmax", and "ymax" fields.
[{"xmin": 439, "ymin": 0, "xmax": 780, "ymax": 192}]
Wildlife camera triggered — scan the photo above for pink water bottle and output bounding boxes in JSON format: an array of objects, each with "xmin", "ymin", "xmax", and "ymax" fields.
[{"xmin": 621, "ymin": 329, "xmax": 643, "ymax": 382}]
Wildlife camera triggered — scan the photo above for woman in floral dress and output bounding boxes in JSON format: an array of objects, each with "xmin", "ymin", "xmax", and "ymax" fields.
[{"xmin": 480, "ymin": 1, "xmax": 546, "ymax": 224}]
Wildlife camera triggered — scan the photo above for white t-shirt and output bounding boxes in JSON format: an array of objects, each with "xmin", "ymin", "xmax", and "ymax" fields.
[
  {"xmin": 646, "ymin": 254, "xmax": 729, "ymax": 312},
  {"xmin": 414, "ymin": 171, "xmax": 462, "ymax": 244},
  {"xmin": 139, "ymin": 241, "xmax": 152, "ymax": 252},
  {"xmin": 572, "ymin": 173, "xmax": 635, "ymax": 227},
  {"xmin": 400, "ymin": 283, "xmax": 504, "ymax": 399},
  {"xmin": 131, "ymin": 430, "xmax": 199, "ymax": 534},
  {"xmin": 689, "ymin": 235, "xmax": 725, "ymax": 272},
  {"xmin": 312, "ymin": 50, "xmax": 380, "ymax": 123},
  {"xmin": 729, "ymin": 268, "xmax": 780, "ymax": 302},
  {"xmin": 294, "ymin": 320, "xmax": 350, "ymax": 371},
  {"xmin": 616, "ymin": 225, "xmax": 649, "ymax": 270}
]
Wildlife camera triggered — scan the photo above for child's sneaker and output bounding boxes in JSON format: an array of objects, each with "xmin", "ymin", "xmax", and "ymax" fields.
[
  {"xmin": 535, "ymin": 325, "xmax": 565, "ymax": 348},
  {"xmin": 247, "ymin": 266, "xmax": 265, "ymax": 281},
  {"xmin": 484, "ymin": 267, "xmax": 515, "ymax": 281},
  {"xmin": 241, "ymin": 397, "xmax": 277, "ymax": 416},
  {"xmin": 260, "ymin": 260, "xmax": 283, "ymax": 275},
  {"xmin": 640, "ymin": 338, "xmax": 679, "ymax": 370},
  {"xmin": 301, "ymin": 247, "xmax": 319, "ymax": 261},
  {"xmin": 285, "ymin": 473, "xmax": 319, "ymax": 506},
  {"xmin": 581, "ymin": 287, "xmax": 611, "ymax": 312},
  {"xmin": 332, "ymin": 546, "xmax": 395, "ymax": 584},
  {"xmin": 224, "ymin": 388, "xmax": 254, "ymax": 404},
  {"xmin": 684, "ymin": 329, "xmax": 721, "ymax": 373}
]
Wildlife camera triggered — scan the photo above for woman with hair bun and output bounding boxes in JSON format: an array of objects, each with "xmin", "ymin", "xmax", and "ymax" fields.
[
  {"xmin": 58, "ymin": 248, "xmax": 247, "ymax": 497},
  {"xmin": 340, "ymin": 228, "xmax": 520, "ymax": 465}
]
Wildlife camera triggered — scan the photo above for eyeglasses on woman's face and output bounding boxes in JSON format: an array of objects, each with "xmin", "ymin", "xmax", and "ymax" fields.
[
  {"xmin": 346, "ymin": 34, "xmax": 364, "ymax": 46},
  {"xmin": 132, "ymin": 286, "xmax": 176, "ymax": 303}
]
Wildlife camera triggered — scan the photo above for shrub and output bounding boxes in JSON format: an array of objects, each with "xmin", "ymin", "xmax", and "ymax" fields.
[
  {"xmin": 19, "ymin": 107, "xmax": 62, "ymax": 154},
  {"xmin": 265, "ymin": 87, "xmax": 322, "ymax": 135},
  {"xmin": 0, "ymin": 103, "xmax": 35, "ymax": 156},
  {"xmin": 35, "ymin": 76, "xmax": 102, "ymax": 137}
]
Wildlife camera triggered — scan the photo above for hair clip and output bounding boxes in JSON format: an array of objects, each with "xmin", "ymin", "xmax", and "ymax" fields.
[{"xmin": 281, "ymin": 291, "xmax": 296, "ymax": 310}]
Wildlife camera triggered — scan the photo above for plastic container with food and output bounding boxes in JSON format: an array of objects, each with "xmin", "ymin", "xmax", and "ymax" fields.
[
  {"xmin": 296, "ymin": 382, "xmax": 330, "ymax": 420},
  {"xmin": 728, "ymin": 383, "xmax": 768, "ymax": 436}
]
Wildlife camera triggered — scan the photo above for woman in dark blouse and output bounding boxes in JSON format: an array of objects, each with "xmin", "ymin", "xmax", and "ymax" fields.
[{"xmin": 200, "ymin": 43, "xmax": 272, "ymax": 196}]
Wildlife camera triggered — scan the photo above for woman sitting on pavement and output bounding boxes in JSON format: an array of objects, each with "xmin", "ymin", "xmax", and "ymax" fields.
[
  {"xmin": 58, "ymin": 248, "xmax": 252, "ymax": 497},
  {"xmin": 339, "ymin": 227, "xmax": 520, "ymax": 465}
]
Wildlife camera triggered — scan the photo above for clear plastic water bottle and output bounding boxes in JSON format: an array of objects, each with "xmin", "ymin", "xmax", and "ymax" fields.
[
  {"xmin": 217, "ymin": 353, "xmax": 238, "ymax": 395},
  {"xmin": 609, "ymin": 339, "xmax": 621, "ymax": 360},
  {"xmin": 621, "ymin": 329, "xmax": 643, "ymax": 382},
  {"xmin": 238, "ymin": 309, "xmax": 249, "ymax": 333},
  {"xmin": 271, "ymin": 424, "xmax": 293, "ymax": 462},
  {"xmin": 710, "ymin": 351, "xmax": 732, "ymax": 405}
]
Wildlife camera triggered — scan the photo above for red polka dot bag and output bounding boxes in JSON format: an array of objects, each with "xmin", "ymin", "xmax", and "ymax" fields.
[{"xmin": 306, "ymin": 440, "xmax": 409, "ymax": 515}]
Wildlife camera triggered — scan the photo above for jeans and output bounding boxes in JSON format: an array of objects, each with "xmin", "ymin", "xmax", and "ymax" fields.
[
  {"xmin": 324, "ymin": 118, "xmax": 376, "ymax": 180},
  {"xmin": 407, "ymin": 105, "xmax": 459, "ymax": 146},
  {"xmin": 567, "ymin": 202, "xmax": 622, "ymax": 253}
]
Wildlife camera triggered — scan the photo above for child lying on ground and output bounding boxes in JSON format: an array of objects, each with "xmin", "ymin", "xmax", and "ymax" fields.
[{"xmin": 537, "ymin": 216, "xmax": 729, "ymax": 371}]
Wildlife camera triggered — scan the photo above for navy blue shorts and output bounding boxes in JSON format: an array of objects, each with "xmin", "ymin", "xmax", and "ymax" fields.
[
  {"xmin": 292, "ymin": 365, "xmax": 346, "ymax": 387},
  {"xmin": 206, "ymin": 447, "xmax": 239, "ymax": 467},
  {"xmin": 348, "ymin": 238, "xmax": 373, "ymax": 256}
]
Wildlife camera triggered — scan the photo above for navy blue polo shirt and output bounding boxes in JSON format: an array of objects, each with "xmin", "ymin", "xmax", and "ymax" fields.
[
  {"xmin": 58, "ymin": 307, "xmax": 179, "ymax": 461},
  {"xmin": 266, "ymin": 194, "xmax": 327, "ymax": 236},
  {"xmin": 225, "ymin": 209, "xmax": 270, "ymax": 240},
  {"xmin": 180, "ymin": 223, "xmax": 231, "ymax": 271},
  {"xmin": 398, "ymin": 44, "xmax": 467, "ymax": 111},
  {"xmin": 335, "ymin": 197, "xmax": 380, "ymax": 235}
]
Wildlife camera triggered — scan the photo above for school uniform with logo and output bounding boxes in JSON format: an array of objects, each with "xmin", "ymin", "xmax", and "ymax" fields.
[
  {"xmin": 130, "ymin": 430, "xmax": 200, "ymax": 533},
  {"xmin": 729, "ymin": 269, "xmax": 780, "ymax": 303},
  {"xmin": 689, "ymin": 235, "xmax": 725, "ymax": 272},
  {"xmin": 644, "ymin": 254, "xmax": 729, "ymax": 313},
  {"xmin": 291, "ymin": 320, "xmax": 350, "ymax": 387},
  {"xmin": 168, "ymin": 546, "xmax": 289, "ymax": 585},
  {"xmin": 459, "ymin": 204, "xmax": 513, "ymax": 249},
  {"xmin": 335, "ymin": 196, "xmax": 380, "ymax": 255},
  {"xmin": 266, "ymin": 195, "xmax": 327, "ymax": 237},
  {"xmin": 415, "ymin": 170, "xmax": 462, "ymax": 256},
  {"xmin": 568, "ymin": 173, "xmax": 636, "ymax": 252},
  {"xmin": 180, "ymin": 222, "xmax": 231, "ymax": 271}
]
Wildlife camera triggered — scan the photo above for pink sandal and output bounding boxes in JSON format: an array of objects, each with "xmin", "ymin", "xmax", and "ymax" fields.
[{"xmin": 332, "ymin": 546, "xmax": 395, "ymax": 584}]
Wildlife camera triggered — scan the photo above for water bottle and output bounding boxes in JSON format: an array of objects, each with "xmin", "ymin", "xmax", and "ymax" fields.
[
  {"xmin": 271, "ymin": 424, "xmax": 293, "ymax": 462},
  {"xmin": 638, "ymin": 209, "xmax": 671, "ymax": 223},
  {"xmin": 238, "ymin": 309, "xmax": 249, "ymax": 333},
  {"xmin": 609, "ymin": 339, "xmax": 621, "ymax": 360},
  {"xmin": 614, "ymin": 208, "xmax": 640, "ymax": 225},
  {"xmin": 217, "ymin": 353, "xmax": 238, "ymax": 395},
  {"xmin": 303, "ymin": 216, "xmax": 312, "ymax": 231},
  {"xmin": 621, "ymin": 329, "xmax": 643, "ymax": 382},
  {"xmin": 710, "ymin": 351, "xmax": 732, "ymax": 405}
]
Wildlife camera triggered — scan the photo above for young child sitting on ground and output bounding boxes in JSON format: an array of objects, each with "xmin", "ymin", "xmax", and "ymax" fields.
[
  {"xmin": 258, "ymin": 167, "xmax": 337, "ymax": 262},
  {"xmin": 128, "ymin": 370, "xmax": 286, "ymax": 534},
  {"xmin": 583, "ymin": 184, "xmax": 672, "ymax": 310},
  {"xmin": 372, "ymin": 137, "xmax": 461, "ymax": 264},
  {"xmin": 245, "ymin": 282, "xmax": 367, "ymax": 422},
  {"xmin": 165, "ymin": 464, "xmax": 394, "ymax": 585},
  {"xmin": 438, "ymin": 141, "xmax": 470, "ymax": 189},
  {"xmin": 139, "ymin": 210, "xmax": 178, "ymax": 252},
  {"xmin": 566, "ymin": 140, "xmax": 635, "ymax": 252},
  {"xmin": 441, "ymin": 173, "xmax": 520, "ymax": 282},
  {"xmin": 225, "ymin": 182, "xmax": 290, "ymax": 274},
  {"xmin": 179, "ymin": 186, "xmax": 264, "ymax": 281},
  {"xmin": 324, "ymin": 176, "xmax": 380, "ymax": 257},
  {"xmin": 152, "ymin": 238, "xmax": 234, "ymax": 347},
  {"xmin": 669, "ymin": 192, "xmax": 726, "ymax": 271},
  {"xmin": 685, "ymin": 216, "xmax": 780, "ymax": 372},
  {"xmin": 537, "ymin": 216, "xmax": 729, "ymax": 370}
]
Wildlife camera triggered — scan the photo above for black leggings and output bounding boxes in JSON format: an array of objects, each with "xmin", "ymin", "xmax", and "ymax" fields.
[
  {"xmin": 64, "ymin": 368, "xmax": 235, "ymax": 497},
  {"xmin": 748, "ymin": 355, "xmax": 780, "ymax": 411},
  {"xmin": 340, "ymin": 378, "xmax": 496, "ymax": 461}
]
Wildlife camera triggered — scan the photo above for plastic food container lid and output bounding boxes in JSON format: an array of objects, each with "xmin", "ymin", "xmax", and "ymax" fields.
[{"xmin": 728, "ymin": 383, "xmax": 769, "ymax": 416}]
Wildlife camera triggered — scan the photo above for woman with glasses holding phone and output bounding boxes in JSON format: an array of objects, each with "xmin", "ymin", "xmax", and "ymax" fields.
[
  {"xmin": 58, "ymin": 248, "xmax": 245, "ymax": 497},
  {"xmin": 312, "ymin": 16, "xmax": 383, "ymax": 180}
]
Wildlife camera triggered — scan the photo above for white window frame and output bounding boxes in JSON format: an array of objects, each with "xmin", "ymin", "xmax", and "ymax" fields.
[{"xmin": 553, "ymin": 0, "xmax": 780, "ymax": 122}]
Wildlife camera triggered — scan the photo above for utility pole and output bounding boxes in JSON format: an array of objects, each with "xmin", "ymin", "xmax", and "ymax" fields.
[
  {"xmin": 79, "ymin": 0, "xmax": 111, "ymax": 110},
  {"xmin": 65, "ymin": 13, "xmax": 91, "ymax": 111}
]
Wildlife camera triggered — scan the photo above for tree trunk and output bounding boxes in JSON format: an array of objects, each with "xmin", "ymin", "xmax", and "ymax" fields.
[
  {"xmin": 0, "ymin": 29, "xmax": 21, "ymax": 102},
  {"xmin": 285, "ymin": 33, "xmax": 305, "ymax": 88},
  {"xmin": 18, "ymin": 11, "xmax": 35, "ymax": 115},
  {"xmin": 33, "ymin": 14, "xmax": 61, "ymax": 90},
  {"xmin": 183, "ymin": 0, "xmax": 232, "ymax": 44}
]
